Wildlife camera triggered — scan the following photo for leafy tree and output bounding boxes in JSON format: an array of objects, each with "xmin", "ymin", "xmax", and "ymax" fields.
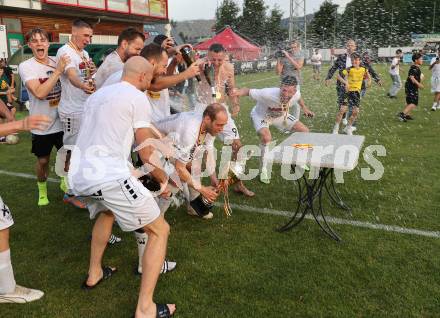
[
  {"xmin": 308, "ymin": 0, "xmax": 339, "ymax": 48},
  {"xmin": 238, "ymin": 0, "xmax": 268, "ymax": 45},
  {"xmin": 215, "ymin": 0, "xmax": 240, "ymax": 32},
  {"xmin": 265, "ymin": 5, "xmax": 288, "ymax": 46}
]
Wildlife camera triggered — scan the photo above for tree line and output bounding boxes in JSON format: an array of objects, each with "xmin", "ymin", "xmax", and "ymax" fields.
[{"xmin": 216, "ymin": 0, "xmax": 440, "ymax": 50}]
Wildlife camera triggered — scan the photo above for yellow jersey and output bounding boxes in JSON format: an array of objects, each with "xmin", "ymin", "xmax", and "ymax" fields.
[{"xmin": 342, "ymin": 66, "xmax": 367, "ymax": 92}]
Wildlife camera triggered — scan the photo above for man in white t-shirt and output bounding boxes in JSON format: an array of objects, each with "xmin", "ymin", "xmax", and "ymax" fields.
[
  {"xmin": 430, "ymin": 47, "xmax": 440, "ymax": 111},
  {"xmin": 233, "ymin": 75, "xmax": 309, "ymax": 184},
  {"xmin": 310, "ymin": 49, "xmax": 323, "ymax": 81},
  {"xmin": 0, "ymin": 114, "xmax": 50, "ymax": 303},
  {"xmin": 56, "ymin": 19, "xmax": 95, "ymax": 146},
  {"xmin": 68, "ymin": 56, "xmax": 176, "ymax": 317},
  {"xmin": 56, "ymin": 19, "xmax": 95, "ymax": 209},
  {"xmin": 94, "ymin": 27, "xmax": 145, "ymax": 90},
  {"xmin": 155, "ymin": 104, "xmax": 224, "ymax": 218},
  {"xmin": 18, "ymin": 28, "xmax": 70, "ymax": 206},
  {"xmin": 388, "ymin": 49, "xmax": 403, "ymax": 98}
]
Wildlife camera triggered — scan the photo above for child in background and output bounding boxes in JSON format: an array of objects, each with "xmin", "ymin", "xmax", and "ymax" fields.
[
  {"xmin": 333, "ymin": 53, "xmax": 370, "ymax": 135},
  {"xmin": 398, "ymin": 53, "xmax": 424, "ymax": 122}
]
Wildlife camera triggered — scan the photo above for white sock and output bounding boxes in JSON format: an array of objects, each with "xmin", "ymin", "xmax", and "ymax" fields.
[
  {"xmin": 259, "ymin": 143, "xmax": 269, "ymax": 172},
  {"xmin": 134, "ymin": 231, "xmax": 148, "ymax": 274},
  {"xmin": 0, "ymin": 249, "xmax": 16, "ymax": 294},
  {"xmin": 333, "ymin": 123, "xmax": 340, "ymax": 131},
  {"xmin": 434, "ymin": 102, "xmax": 438, "ymax": 108}
]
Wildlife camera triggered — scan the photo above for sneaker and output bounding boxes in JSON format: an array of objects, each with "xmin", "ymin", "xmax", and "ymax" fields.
[
  {"xmin": 342, "ymin": 118, "xmax": 348, "ymax": 125},
  {"xmin": 63, "ymin": 194, "xmax": 87, "ymax": 209},
  {"xmin": 107, "ymin": 234, "xmax": 122, "ymax": 245},
  {"xmin": 0, "ymin": 137, "xmax": 6, "ymax": 143},
  {"xmin": 0, "ymin": 285, "xmax": 44, "ymax": 304},
  {"xmin": 160, "ymin": 260, "xmax": 177, "ymax": 274},
  {"xmin": 351, "ymin": 126, "xmax": 357, "ymax": 132},
  {"xmin": 38, "ymin": 195, "xmax": 49, "ymax": 206},
  {"xmin": 259, "ymin": 168, "xmax": 270, "ymax": 184},
  {"xmin": 187, "ymin": 206, "xmax": 214, "ymax": 219},
  {"xmin": 135, "ymin": 260, "xmax": 177, "ymax": 275},
  {"xmin": 431, "ymin": 105, "xmax": 437, "ymax": 111},
  {"xmin": 397, "ymin": 112, "xmax": 407, "ymax": 122},
  {"xmin": 346, "ymin": 127, "xmax": 353, "ymax": 135},
  {"xmin": 405, "ymin": 114, "xmax": 414, "ymax": 120}
]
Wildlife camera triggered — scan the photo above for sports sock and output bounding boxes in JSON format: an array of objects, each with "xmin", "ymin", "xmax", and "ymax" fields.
[
  {"xmin": 60, "ymin": 176, "xmax": 68, "ymax": 193},
  {"xmin": 259, "ymin": 143, "xmax": 269, "ymax": 172},
  {"xmin": 134, "ymin": 230, "xmax": 148, "ymax": 274},
  {"xmin": 37, "ymin": 181, "xmax": 48, "ymax": 198},
  {"xmin": 0, "ymin": 249, "xmax": 16, "ymax": 294}
]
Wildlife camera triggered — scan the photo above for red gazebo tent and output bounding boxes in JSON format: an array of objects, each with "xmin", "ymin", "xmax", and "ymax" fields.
[{"xmin": 194, "ymin": 27, "xmax": 261, "ymax": 61}]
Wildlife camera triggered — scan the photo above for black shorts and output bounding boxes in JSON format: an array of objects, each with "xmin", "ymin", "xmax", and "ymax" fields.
[
  {"xmin": 347, "ymin": 91, "xmax": 361, "ymax": 109},
  {"xmin": 405, "ymin": 88, "xmax": 419, "ymax": 106},
  {"xmin": 336, "ymin": 85, "xmax": 346, "ymax": 107},
  {"xmin": 31, "ymin": 131, "xmax": 64, "ymax": 158}
]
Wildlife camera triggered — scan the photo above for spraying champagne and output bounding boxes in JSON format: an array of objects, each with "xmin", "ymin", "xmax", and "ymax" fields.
[
  {"xmin": 203, "ymin": 63, "xmax": 217, "ymax": 98},
  {"xmin": 180, "ymin": 47, "xmax": 201, "ymax": 82}
]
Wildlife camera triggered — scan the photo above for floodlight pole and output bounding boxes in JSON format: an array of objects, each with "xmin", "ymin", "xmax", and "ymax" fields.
[{"xmin": 288, "ymin": 0, "xmax": 307, "ymax": 50}]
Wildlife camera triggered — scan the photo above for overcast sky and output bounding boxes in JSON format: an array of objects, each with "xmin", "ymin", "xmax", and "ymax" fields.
[{"xmin": 168, "ymin": 0, "xmax": 351, "ymax": 21}]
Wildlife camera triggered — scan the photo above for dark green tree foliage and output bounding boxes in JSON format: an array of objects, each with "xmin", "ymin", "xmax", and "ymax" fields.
[
  {"xmin": 308, "ymin": 0, "xmax": 339, "ymax": 48},
  {"xmin": 265, "ymin": 5, "xmax": 288, "ymax": 46},
  {"xmin": 337, "ymin": 0, "xmax": 440, "ymax": 48},
  {"xmin": 239, "ymin": 0, "xmax": 268, "ymax": 45},
  {"xmin": 215, "ymin": 0, "xmax": 240, "ymax": 32}
]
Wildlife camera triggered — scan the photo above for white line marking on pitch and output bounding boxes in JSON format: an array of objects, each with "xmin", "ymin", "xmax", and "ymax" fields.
[{"xmin": 1, "ymin": 169, "xmax": 439, "ymax": 239}]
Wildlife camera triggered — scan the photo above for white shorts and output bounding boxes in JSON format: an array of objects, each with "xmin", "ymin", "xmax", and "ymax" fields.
[
  {"xmin": 251, "ymin": 107, "xmax": 298, "ymax": 133},
  {"xmin": 59, "ymin": 112, "xmax": 82, "ymax": 146},
  {"xmin": 431, "ymin": 76, "xmax": 440, "ymax": 93},
  {"xmin": 0, "ymin": 196, "xmax": 14, "ymax": 231},
  {"xmin": 84, "ymin": 176, "xmax": 160, "ymax": 232}
]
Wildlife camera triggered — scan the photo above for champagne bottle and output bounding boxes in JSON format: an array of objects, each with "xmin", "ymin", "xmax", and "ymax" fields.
[
  {"xmin": 180, "ymin": 47, "xmax": 201, "ymax": 82},
  {"xmin": 203, "ymin": 64, "xmax": 216, "ymax": 98}
]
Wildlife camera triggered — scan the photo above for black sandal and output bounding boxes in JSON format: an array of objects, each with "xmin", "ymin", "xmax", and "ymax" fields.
[
  {"xmin": 81, "ymin": 266, "xmax": 117, "ymax": 290},
  {"xmin": 156, "ymin": 304, "xmax": 173, "ymax": 318}
]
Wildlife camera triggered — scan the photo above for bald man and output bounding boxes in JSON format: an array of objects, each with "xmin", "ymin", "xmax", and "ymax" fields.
[{"xmin": 69, "ymin": 56, "xmax": 175, "ymax": 317}]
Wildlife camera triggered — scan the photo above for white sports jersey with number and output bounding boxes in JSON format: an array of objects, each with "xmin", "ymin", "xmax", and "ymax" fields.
[
  {"xmin": 56, "ymin": 44, "xmax": 90, "ymax": 114},
  {"xmin": 69, "ymin": 81, "xmax": 152, "ymax": 195},
  {"xmin": 94, "ymin": 51, "xmax": 124, "ymax": 90},
  {"xmin": 155, "ymin": 112, "xmax": 215, "ymax": 164},
  {"xmin": 18, "ymin": 57, "xmax": 63, "ymax": 135}
]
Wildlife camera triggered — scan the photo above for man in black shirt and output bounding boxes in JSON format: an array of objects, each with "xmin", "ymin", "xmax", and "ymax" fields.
[{"xmin": 398, "ymin": 53, "xmax": 424, "ymax": 122}]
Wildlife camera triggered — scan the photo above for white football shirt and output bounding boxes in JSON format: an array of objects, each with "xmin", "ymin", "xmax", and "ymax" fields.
[
  {"xmin": 69, "ymin": 81, "xmax": 152, "ymax": 195},
  {"xmin": 249, "ymin": 87, "xmax": 297, "ymax": 118},
  {"xmin": 18, "ymin": 57, "xmax": 63, "ymax": 135},
  {"xmin": 94, "ymin": 51, "xmax": 124, "ymax": 90},
  {"xmin": 56, "ymin": 44, "xmax": 91, "ymax": 114},
  {"xmin": 155, "ymin": 112, "xmax": 215, "ymax": 164}
]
